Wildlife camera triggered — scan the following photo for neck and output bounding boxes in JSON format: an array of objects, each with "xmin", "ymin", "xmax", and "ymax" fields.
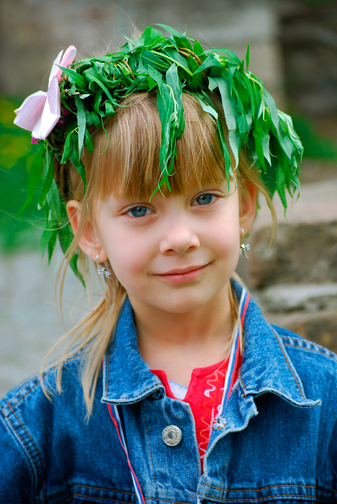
[{"xmin": 129, "ymin": 284, "xmax": 235, "ymax": 386}]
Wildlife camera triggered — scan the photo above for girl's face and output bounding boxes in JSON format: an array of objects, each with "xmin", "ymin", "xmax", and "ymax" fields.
[{"xmin": 78, "ymin": 179, "xmax": 256, "ymax": 315}]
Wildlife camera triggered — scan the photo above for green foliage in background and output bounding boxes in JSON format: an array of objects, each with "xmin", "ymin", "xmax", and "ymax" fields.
[
  {"xmin": 0, "ymin": 96, "xmax": 42, "ymax": 253},
  {"xmin": 292, "ymin": 115, "xmax": 337, "ymax": 161}
]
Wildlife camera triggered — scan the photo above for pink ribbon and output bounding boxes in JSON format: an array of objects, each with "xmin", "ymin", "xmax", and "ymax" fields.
[{"xmin": 14, "ymin": 46, "xmax": 77, "ymax": 140}]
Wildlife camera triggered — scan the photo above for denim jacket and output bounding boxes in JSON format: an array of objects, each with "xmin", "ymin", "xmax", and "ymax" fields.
[{"xmin": 1, "ymin": 282, "xmax": 337, "ymax": 503}]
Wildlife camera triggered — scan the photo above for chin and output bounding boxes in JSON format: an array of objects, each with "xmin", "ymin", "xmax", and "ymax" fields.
[{"xmin": 153, "ymin": 291, "xmax": 218, "ymax": 314}]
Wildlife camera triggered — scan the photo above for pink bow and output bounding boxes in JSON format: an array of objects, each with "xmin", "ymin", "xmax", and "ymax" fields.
[{"xmin": 14, "ymin": 46, "xmax": 77, "ymax": 140}]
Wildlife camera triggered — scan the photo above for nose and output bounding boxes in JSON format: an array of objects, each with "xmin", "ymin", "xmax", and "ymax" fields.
[{"xmin": 159, "ymin": 216, "xmax": 200, "ymax": 255}]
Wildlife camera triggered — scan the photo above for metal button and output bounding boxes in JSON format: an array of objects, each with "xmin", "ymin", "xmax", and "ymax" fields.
[{"xmin": 162, "ymin": 425, "xmax": 182, "ymax": 446}]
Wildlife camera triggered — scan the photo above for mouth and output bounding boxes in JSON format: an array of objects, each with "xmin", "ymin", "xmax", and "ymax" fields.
[{"xmin": 154, "ymin": 263, "xmax": 211, "ymax": 284}]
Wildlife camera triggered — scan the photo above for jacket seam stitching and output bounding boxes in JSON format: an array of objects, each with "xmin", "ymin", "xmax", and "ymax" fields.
[
  {"xmin": 201, "ymin": 494, "xmax": 327, "ymax": 502},
  {"xmin": 1, "ymin": 404, "xmax": 42, "ymax": 495},
  {"xmin": 3, "ymin": 398, "xmax": 44, "ymax": 484},
  {"xmin": 105, "ymin": 352, "xmax": 109, "ymax": 397},
  {"xmin": 282, "ymin": 340, "xmax": 337, "ymax": 360},
  {"xmin": 144, "ymin": 499, "xmax": 192, "ymax": 504},
  {"xmin": 73, "ymin": 496, "xmax": 133, "ymax": 503},
  {"xmin": 76, "ymin": 484, "xmax": 135, "ymax": 495},
  {"xmin": 35, "ymin": 484, "xmax": 136, "ymax": 503},
  {"xmin": 270, "ymin": 326, "xmax": 305, "ymax": 399},
  {"xmin": 5, "ymin": 369, "xmax": 54, "ymax": 410},
  {"xmin": 141, "ymin": 401, "xmax": 157, "ymax": 490},
  {"xmin": 201, "ymin": 483, "xmax": 337, "ymax": 494},
  {"xmin": 204, "ymin": 483, "xmax": 318, "ymax": 491}
]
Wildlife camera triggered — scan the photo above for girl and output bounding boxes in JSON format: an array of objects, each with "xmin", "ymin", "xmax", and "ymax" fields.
[{"xmin": 1, "ymin": 24, "xmax": 337, "ymax": 503}]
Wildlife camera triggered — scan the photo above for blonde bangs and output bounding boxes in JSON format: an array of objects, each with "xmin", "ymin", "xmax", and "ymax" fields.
[{"xmin": 81, "ymin": 92, "xmax": 227, "ymax": 203}]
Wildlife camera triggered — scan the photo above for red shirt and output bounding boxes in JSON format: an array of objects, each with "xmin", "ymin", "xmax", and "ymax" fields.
[{"xmin": 152, "ymin": 354, "xmax": 242, "ymax": 471}]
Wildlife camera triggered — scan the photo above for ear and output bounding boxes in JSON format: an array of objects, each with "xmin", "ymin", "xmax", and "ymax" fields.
[
  {"xmin": 66, "ymin": 200, "xmax": 108, "ymax": 263},
  {"xmin": 239, "ymin": 182, "xmax": 258, "ymax": 235}
]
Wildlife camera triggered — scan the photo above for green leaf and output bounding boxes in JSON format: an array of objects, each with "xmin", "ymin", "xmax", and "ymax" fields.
[
  {"xmin": 263, "ymin": 89, "xmax": 279, "ymax": 135},
  {"xmin": 203, "ymin": 48, "xmax": 241, "ymax": 66},
  {"xmin": 142, "ymin": 49, "xmax": 170, "ymax": 72},
  {"xmin": 40, "ymin": 216, "xmax": 58, "ymax": 263},
  {"xmin": 162, "ymin": 47, "xmax": 194, "ymax": 76},
  {"xmin": 86, "ymin": 110, "xmax": 101, "ymax": 128},
  {"xmin": 75, "ymin": 95, "xmax": 86, "ymax": 155},
  {"xmin": 18, "ymin": 143, "xmax": 45, "ymax": 217},
  {"xmin": 148, "ymin": 75, "xmax": 157, "ymax": 91},
  {"xmin": 60, "ymin": 67, "xmax": 87, "ymax": 89},
  {"xmin": 61, "ymin": 132, "xmax": 72, "ymax": 164},
  {"xmin": 193, "ymin": 40, "xmax": 205, "ymax": 58},
  {"xmin": 253, "ymin": 122, "xmax": 267, "ymax": 172},
  {"xmin": 46, "ymin": 180, "xmax": 62, "ymax": 223},
  {"xmin": 208, "ymin": 77, "xmax": 218, "ymax": 92},
  {"xmin": 213, "ymin": 77, "xmax": 237, "ymax": 132},
  {"xmin": 148, "ymin": 66, "xmax": 163, "ymax": 87},
  {"xmin": 85, "ymin": 73, "xmax": 115, "ymax": 104},
  {"xmin": 152, "ymin": 50, "xmax": 193, "ymax": 76},
  {"xmin": 93, "ymin": 90, "xmax": 103, "ymax": 116},
  {"xmin": 68, "ymin": 150, "xmax": 87, "ymax": 190},
  {"xmin": 228, "ymin": 129, "xmax": 240, "ymax": 169},
  {"xmin": 138, "ymin": 25, "xmax": 163, "ymax": 47},
  {"xmin": 245, "ymin": 43, "xmax": 250, "ymax": 71},
  {"xmin": 104, "ymin": 101, "xmax": 115, "ymax": 117},
  {"xmin": 242, "ymin": 74, "xmax": 256, "ymax": 120},
  {"xmin": 217, "ymin": 119, "xmax": 232, "ymax": 185},
  {"xmin": 58, "ymin": 224, "xmax": 85, "ymax": 286},
  {"xmin": 156, "ymin": 24, "xmax": 193, "ymax": 50},
  {"xmin": 38, "ymin": 147, "xmax": 54, "ymax": 207},
  {"xmin": 194, "ymin": 54, "xmax": 224, "ymax": 75},
  {"xmin": 85, "ymin": 129, "xmax": 94, "ymax": 154},
  {"xmin": 47, "ymin": 227, "xmax": 58, "ymax": 263},
  {"xmin": 276, "ymin": 167, "xmax": 287, "ymax": 210},
  {"xmin": 195, "ymin": 94, "xmax": 218, "ymax": 120},
  {"xmin": 166, "ymin": 63, "xmax": 184, "ymax": 134}
]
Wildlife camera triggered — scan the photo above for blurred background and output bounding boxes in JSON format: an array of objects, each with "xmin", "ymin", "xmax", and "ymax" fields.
[{"xmin": 0, "ymin": 0, "xmax": 336, "ymax": 396}]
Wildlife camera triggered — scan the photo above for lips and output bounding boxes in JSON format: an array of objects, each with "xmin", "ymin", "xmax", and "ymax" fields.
[
  {"xmin": 158, "ymin": 265, "xmax": 207, "ymax": 275},
  {"xmin": 154, "ymin": 263, "xmax": 210, "ymax": 284}
]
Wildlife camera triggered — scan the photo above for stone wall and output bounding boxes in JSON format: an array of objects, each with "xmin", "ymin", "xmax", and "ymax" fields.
[{"xmin": 0, "ymin": 0, "xmax": 284, "ymax": 106}]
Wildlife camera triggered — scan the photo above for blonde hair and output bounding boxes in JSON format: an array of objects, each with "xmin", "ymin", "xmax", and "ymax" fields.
[{"xmin": 42, "ymin": 92, "xmax": 276, "ymax": 416}]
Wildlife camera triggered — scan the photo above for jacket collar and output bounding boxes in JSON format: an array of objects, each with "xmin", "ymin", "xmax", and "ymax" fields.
[
  {"xmin": 235, "ymin": 283, "xmax": 319, "ymax": 407},
  {"xmin": 101, "ymin": 298, "xmax": 165, "ymax": 404},
  {"xmin": 101, "ymin": 281, "xmax": 318, "ymax": 407}
]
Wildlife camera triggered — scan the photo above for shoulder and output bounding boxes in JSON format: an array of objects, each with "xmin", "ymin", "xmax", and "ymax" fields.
[
  {"xmin": 0, "ymin": 355, "xmax": 87, "ymax": 484},
  {"xmin": 273, "ymin": 324, "xmax": 337, "ymax": 399},
  {"xmin": 274, "ymin": 324, "xmax": 337, "ymax": 367},
  {"xmin": 1, "ymin": 354, "xmax": 84, "ymax": 418}
]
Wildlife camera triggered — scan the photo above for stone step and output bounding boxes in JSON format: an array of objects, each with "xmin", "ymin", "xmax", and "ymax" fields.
[
  {"xmin": 242, "ymin": 221, "xmax": 337, "ymax": 288},
  {"xmin": 256, "ymin": 283, "xmax": 337, "ymax": 313}
]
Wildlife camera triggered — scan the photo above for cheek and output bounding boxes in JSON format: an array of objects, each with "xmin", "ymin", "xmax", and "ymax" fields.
[
  {"xmin": 209, "ymin": 209, "xmax": 240, "ymax": 253},
  {"xmin": 217, "ymin": 230, "xmax": 240, "ymax": 261},
  {"xmin": 101, "ymin": 228, "xmax": 151, "ymax": 281}
]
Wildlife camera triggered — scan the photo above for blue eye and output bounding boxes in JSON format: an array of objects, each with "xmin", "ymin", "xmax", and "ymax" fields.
[
  {"xmin": 127, "ymin": 206, "xmax": 151, "ymax": 218},
  {"xmin": 193, "ymin": 193, "xmax": 216, "ymax": 206}
]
